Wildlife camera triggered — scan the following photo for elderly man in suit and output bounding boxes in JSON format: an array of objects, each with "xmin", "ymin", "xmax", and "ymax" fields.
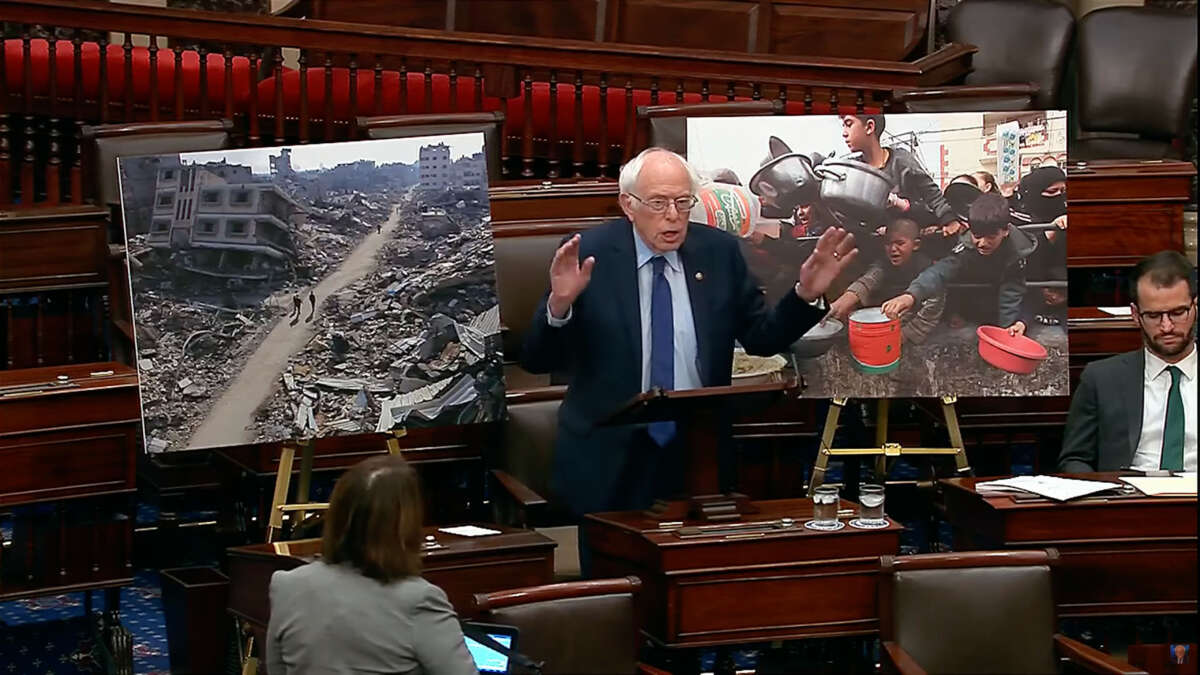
[
  {"xmin": 521, "ymin": 147, "xmax": 857, "ymax": 518},
  {"xmin": 1059, "ymin": 250, "xmax": 1197, "ymax": 473}
]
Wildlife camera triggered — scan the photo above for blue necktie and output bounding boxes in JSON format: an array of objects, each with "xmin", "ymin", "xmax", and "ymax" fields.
[{"xmin": 648, "ymin": 256, "xmax": 676, "ymax": 446}]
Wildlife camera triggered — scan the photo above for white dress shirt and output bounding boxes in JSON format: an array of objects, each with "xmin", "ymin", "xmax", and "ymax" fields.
[
  {"xmin": 632, "ymin": 233, "xmax": 702, "ymax": 393},
  {"xmin": 1131, "ymin": 345, "xmax": 1197, "ymax": 472}
]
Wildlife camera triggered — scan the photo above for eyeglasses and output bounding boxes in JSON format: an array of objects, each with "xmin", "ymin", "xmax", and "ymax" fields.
[
  {"xmin": 1136, "ymin": 303, "xmax": 1195, "ymax": 323},
  {"xmin": 629, "ymin": 193, "xmax": 698, "ymax": 214}
]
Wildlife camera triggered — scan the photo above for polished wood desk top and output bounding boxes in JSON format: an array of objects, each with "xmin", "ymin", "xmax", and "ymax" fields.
[
  {"xmin": 230, "ymin": 524, "xmax": 556, "ymax": 564},
  {"xmin": 942, "ymin": 472, "xmax": 1197, "ymax": 511}
]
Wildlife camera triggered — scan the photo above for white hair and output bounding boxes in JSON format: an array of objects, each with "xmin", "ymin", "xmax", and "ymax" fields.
[{"xmin": 618, "ymin": 147, "xmax": 703, "ymax": 196}]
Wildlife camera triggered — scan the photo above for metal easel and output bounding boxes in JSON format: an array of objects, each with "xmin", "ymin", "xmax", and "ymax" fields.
[{"xmin": 807, "ymin": 395, "xmax": 972, "ymax": 496}]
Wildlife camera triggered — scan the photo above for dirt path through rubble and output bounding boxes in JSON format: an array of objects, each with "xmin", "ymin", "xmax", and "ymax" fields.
[{"xmin": 188, "ymin": 204, "xmax": 405, "ymax": 449}]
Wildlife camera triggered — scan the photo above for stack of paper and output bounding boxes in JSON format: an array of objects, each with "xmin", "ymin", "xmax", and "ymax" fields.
[
  {"xmin": 975, "ymin": 475, "xmax": 1123, "ymax": 501},
  {"xmin": 1119, "ymin": 474, "xmax": 1197, "ymax": 496}
]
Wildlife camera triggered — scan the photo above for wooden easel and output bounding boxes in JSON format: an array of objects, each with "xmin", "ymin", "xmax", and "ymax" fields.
[
  {"xmin": 807, "ymin": 395, "xmax": 972, "ymax": 496},
  {"xmin": 239, "ymin": 430, "xmax": 408, "ymax": 674}
]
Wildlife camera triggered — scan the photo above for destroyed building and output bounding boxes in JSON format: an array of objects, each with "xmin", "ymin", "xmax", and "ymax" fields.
[
  {"xmin": 146, "ymin": 162, "xmax": 302, "ymax": 282},
  {"xmin": 418, "ymin": 143, "xmax": 486, "ymax": 191}
]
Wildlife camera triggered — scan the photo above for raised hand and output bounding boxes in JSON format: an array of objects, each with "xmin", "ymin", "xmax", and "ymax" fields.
[
  {"xmin": 796, "ymin": 227, "xmax": 858, "ymax": 302},
  {"xmin": 548, "ymin": 234, "xmax": 596, "ymax": 318}
]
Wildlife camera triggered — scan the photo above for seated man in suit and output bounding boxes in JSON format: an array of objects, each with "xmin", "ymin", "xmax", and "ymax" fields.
[
  {"xmin": 521, "ymin": 147, "xmax": 858, "ymax": 517},
  {"xmin": 1059, "ymin": 250, "xmax": 1197, "ymax": 472}
]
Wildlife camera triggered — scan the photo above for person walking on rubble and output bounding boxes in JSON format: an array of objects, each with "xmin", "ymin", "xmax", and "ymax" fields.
[{"xmin": 290, "ymin": 293, "xmax": 302, "ymax": 319}]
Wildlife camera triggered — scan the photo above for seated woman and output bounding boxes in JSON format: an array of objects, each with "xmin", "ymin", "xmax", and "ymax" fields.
[{"xmin": 267, "ymin": 455, "xmax": 478, "ymax": 675}]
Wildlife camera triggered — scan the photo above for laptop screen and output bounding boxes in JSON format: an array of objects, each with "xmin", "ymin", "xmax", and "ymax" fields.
[{"xmin": 464, "ymin": 632, "xmax": 513, "ymax": 673}]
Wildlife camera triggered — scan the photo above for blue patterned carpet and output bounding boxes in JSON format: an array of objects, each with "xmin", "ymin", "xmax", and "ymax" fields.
[{"xmin": 0, "ymin": 570, "xmax": 170, "ymax": 675}]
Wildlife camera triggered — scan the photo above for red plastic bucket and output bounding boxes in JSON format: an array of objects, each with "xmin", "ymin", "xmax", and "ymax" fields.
[{"xmin": 848, "ymin": 307, "xmax": 900, "ymax": 373}]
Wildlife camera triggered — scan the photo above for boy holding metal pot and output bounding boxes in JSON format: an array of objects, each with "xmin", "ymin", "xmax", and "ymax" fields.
[{"xmin": 880, "ymin": 193, "xmax": 1036, "ymax": 337}]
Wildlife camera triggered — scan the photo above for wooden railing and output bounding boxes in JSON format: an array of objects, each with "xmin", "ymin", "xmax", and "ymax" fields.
[{"xmin": 1, "ymin": 0, "xmax": 974, "ymax": 205}]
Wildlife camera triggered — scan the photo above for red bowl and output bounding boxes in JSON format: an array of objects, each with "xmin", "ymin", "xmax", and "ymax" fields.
[{"xmin": 976, "ymin": 325, "xmax": 1049, "ymax": 374}]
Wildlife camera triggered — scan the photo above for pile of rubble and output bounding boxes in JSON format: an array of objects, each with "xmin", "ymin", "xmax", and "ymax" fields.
[
  {"xmin": 245, "ymin": 195, "xmax": 505, "ymax": 440},
  {"xmin": 292, "ymin": 189, "xmax": 400, "ymax": 281}
]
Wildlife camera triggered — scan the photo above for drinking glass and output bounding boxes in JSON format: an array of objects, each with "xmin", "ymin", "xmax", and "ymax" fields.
[
  {"xmin": 858, "ymin": 484, "xmax": 887, "ymax": 527},
  {"xmin": 812, "ymin": 485, "xmax": 840, "ymax": 527}
]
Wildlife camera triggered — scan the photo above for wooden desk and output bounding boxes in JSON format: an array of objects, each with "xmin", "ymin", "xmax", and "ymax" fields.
[
  {"xmin": 1068, "ymin": 160, "xmax": 1196, "ymax": 268},
  {"xmin": 585, "ymin": 498, "xmax": 901, "ymax": 648},
  {"xmin": 226, "ymin": 524, "xmax": 556, "ymax": 631},
  {"xmin": 940, "ymin": 474, "xmax": 1197, "ymax": 617}
]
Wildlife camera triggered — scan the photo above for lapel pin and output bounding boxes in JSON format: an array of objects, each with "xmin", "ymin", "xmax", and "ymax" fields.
[{"xmin": 694, "ymin": 272, "xmax": 704, "ymax": 281}]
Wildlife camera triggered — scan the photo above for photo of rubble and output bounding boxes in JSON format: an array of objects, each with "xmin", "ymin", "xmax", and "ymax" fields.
[
  {"xmin": 117, "ymin": 133, "xmax": 504, "ymax": 453},
  {"xmin": 687, "ymin": 111, "xmax": 1070, "ymax": 399}
]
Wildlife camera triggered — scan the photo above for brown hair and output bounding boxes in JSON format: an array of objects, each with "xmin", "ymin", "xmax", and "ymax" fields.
[
  {"xmin": 321, "ymin": 455, "xmax": 424, "ymax": 583},
  {"xmin": 1130, "ymin": 250, "xmax": 1197, "ymax": 305}
]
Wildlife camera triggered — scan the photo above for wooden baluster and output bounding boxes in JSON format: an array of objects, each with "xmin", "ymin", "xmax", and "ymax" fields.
[
  {"xmin": 726, "ymin": 81, "xmax": 735, "ymax": 102},
  {"xmin": 249, "ymin": 52, "xmax": 261, "ymax": 144},
  {"xmin": 423, "ymin": 60, "xmax": 433, "ymax": 113},
  {"xmin": 173, "ymin": 45, "xmax": 184, "ymax": 120},
  {"xmin": 48, "ymin": 38, "xmax": 58, "ymax": 119},
  {"xmin": 474, "ymin": 64, "xmax": 484, "ymax": 112},
  {"xmin": 4, "ymin": 299, "xmax": 12, "ymax": 368},
  {"xmin": 779, "ymin": 85, "xmax": 788, "ymax": 111},
  {"xmin": 0, "ymin": 115, "xmax": 10, "ymax": 206},
  {"xmin": 675, "ymin": 79, "xmax": 683, "ymax": 105},
  {"xmin": 348, "ymin": 53, "xmax": 359, "ymax": 128},
  {"xmin": 448, "ymin": 62, "xmax": 458, "ymax": 112},
  {"xmin": 803, "ymin": 86, "xmax": 813, "ymax": 115},
  {"xmin": 521, "ymin": 71, "xmax": 534, "ymax": 177},
  {"xmin": 35, "ymin": 294, "xmax": 43, "ymax": 366},
  {"xmin": 148, "ymin": 35, "xmax": 159, "ymax": 121},
  {"xmin": 222, "ymin": 46, "xmax": 234, "ymax": 122},
  {"xmin": 123, "ymin": 33, "xmax": 133, "ymax": 120},
  {"xmin": 573, "ymin": 71, "xmax": 584, "ymax": 177},
  {"xmin": 198, "ymin": 46, "xmax": 210, "ymax": 118},
  {"xmin": 322, "ymin": 53, "xmax": 334, "ymax": 141},
  {"xmin": 98, "ymin": 34, "xmax": 110, "ymax": 123},
  {"xmin": 622, "ymin": 78, "xmax": 634, "ymax": 163},
  {"xmin": 649, "ymin": 77, "xmax": 659, "ymax": 106},
  {"xmin": 881, "ymin": 91, "xmax": 894, "ymax": 113},
  {"xmin": 72, "ymin": 31, "xmax": 83, "ymax": 122},
  {"xmin": 70, "ymin": 122, "xmax": 83, "ymax": 204},
  {"xmin": 298, "ymin": 51, "xmax": 309, "ymax": 143},
  {"xmin": 66, "ymin": 291, "xmax": 75, "ymax": 363},
  {"xmin": 701, "ymin": 80, "xmax": 710, "ymax": 102},
  {"xmin": 274, "ymin": 49, "xmax": 285, "ymax": 142},
  {"xmin": 829, "ymin": 89, "xmax": 839, "ymax": 115},
  {"xmin": 856, "ymin": 89, "xmax": 865, "ymax": 114},
  {"xmin": 598, "ymin": 75, "xmax": 609, "ymax": 175},
  {"xmin": 753, "ymin": 82, "xmax": 761, "ymax": 101},
  {"xmin": 21, "ymin": 117, "xmax": 34, "ymax": 206},
  {"xmin": 46, "ymin": 123, "xmax": 61, "ymax": 206},
  {"xmin": 547, "ymin": 70, "xmax": 559, "ymax": 178},
  {"xmin": 21, "ymin": 29, "xmax": 33, "ymax": 116},
  {"xmin": 400, "ymin": 60, "xmax": 409, "ymax": 114},
  {"xmin": 373, "ymin": 55, "xmax": 383, "ymax": 116}
]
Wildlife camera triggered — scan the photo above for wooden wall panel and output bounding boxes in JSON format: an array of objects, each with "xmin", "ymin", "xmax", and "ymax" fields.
[
  {"xmin": 771, "ymin": 3, "xmax": 921, "ymax": 60},
  {"xmin": 615, "ymin": 0, "xmax": 760, "ymax": 53}
]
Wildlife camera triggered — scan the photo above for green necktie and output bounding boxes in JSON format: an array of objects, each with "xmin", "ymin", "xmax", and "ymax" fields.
[{"xmin": 1160, "ymin": 365, "xmax": 1185, "ymax": 471}]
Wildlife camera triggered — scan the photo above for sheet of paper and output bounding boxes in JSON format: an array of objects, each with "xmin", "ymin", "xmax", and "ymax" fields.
[
  {"xmin": 1119, "ymin": 475, "xmax": 1198, "ymax": 496},
  {"xmin": 438, "ymin": 525, "xmax": 502, "ymax": 537},
  {"xmin": 975, "ymin": 475, "xmax": 1123, "ymax": 501},
  {"xmin": 1098, "ymin": 306, "xmax": 1132, "ymax": 317}
]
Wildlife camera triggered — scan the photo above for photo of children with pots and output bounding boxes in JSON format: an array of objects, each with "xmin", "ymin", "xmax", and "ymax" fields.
[{"xmin": 686, "ymin": 111, "xmax": 1069, "ymax": 398}]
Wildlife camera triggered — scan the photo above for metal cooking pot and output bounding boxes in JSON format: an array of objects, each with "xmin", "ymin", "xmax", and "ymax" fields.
[
  {"xmin": 749, "ymin": 152, "xmax": 821, "ymax": 215},
  {"xmin": 815, "ymin": 159, "xmax": 894, "ymax": 221}
]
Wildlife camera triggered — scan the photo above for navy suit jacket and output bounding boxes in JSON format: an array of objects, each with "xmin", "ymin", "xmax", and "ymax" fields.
[
  {"xmin": 520, "ymin": 218, "xmax": 825, "ymax": 515},
  {"xmin": 1059, "ymin": 349, "xmax": 1145, "ymax": 472}
]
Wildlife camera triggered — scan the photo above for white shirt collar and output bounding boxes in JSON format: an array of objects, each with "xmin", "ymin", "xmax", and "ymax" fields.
[
  {"xmin": 1145, "ymin": 344, "xmax": 1197, "ymax": 383},
  {"xmin": 632, "ymin": 227, "xmax": 682, "ymax": 272}
]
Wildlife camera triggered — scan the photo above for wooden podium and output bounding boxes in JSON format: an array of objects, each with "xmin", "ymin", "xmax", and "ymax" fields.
[{"xmin": 604, "ymin": 379, "xmax": 798, "ymax": 522}]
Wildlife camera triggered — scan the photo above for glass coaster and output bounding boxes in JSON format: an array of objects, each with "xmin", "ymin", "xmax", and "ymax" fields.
[
  {"xmin": 849, "ymin": 518, "xmax": 889, "ymax": 530},
  {"xmin": 804, "ymin": 519, "xmax": 845, "ymax": 531}
]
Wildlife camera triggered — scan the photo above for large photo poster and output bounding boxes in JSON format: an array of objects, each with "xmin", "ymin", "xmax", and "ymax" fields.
[
  {"xmin": 688, "ymin": 112, "xmax": 1069, "ymax": 398},
  {"xmin": 118, "ymin": 133, "xmax": 505, "ymax": 453}
]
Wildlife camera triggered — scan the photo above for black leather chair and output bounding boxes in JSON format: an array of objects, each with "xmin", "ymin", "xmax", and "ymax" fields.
[
  {"xmin": 472, "ymin": 577, "xmax": 667, "ymax": 675},
  {"xmin": 1070, "ymin": 6, "xmax": 1197, "ymax": 161},
  {"xmin": 879, "ymin": 549, "xmax": 1147, "ymax": 675},
  {"xmin": 81, "ymin": 119, "xmax": 234, "ymax": 242},
  {"xmin": 355, "ymin": 110, "xmax": 506, "ymax": 181},
  {"xmin": 635, "ymin": 99, "xmax": 784, "ymax": 154},
  {"xmin": 893, "ymin": 0, "xmax": 1075, "ymax": 113}
]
